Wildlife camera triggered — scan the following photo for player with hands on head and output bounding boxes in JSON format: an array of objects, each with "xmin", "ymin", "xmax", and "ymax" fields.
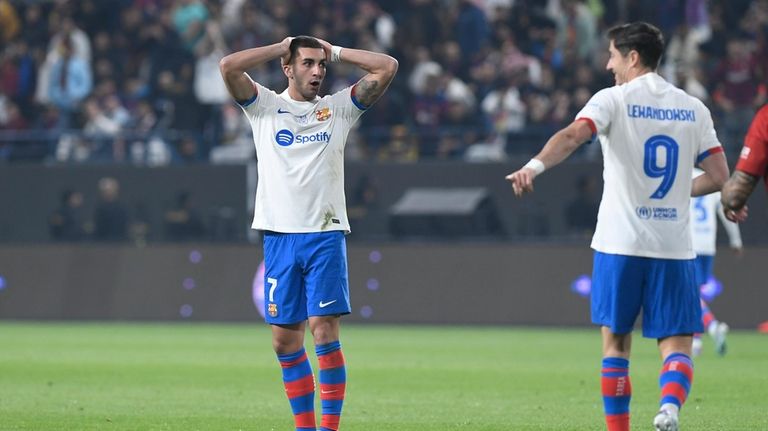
[
  {"xmin": 219, "ymin": 35, "xmax": 397, "ymax": 431},
  {"xmin": 506, "ymin": 22, "xmax": 746, "ymax": 431}
]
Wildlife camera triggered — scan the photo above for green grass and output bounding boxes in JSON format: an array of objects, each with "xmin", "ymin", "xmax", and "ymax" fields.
[{"xmin": 0, "ymin": 323, "xmax": 766, "ymax": 430}]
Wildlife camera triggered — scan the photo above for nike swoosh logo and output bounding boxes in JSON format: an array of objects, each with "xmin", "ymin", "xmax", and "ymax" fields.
[
  {"xmin": 318, "ymin": 300, "xmax": 337, "ymax": 308},
  {"xmin": 277, "ymin": 108, "xmax": 291, "ymax": 114},
  {"xmin": 321, "ymin": 389, "xmax": 338, "ymax": 394}
]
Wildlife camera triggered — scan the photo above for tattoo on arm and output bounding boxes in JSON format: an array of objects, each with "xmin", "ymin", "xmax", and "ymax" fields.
[
  {"xmin": 355, "ymin": 77, "xmax": 383, "ymax": 108},
  {"xmin": 723, "ymin": 170, "xmax": 759, "ymax": 210}
]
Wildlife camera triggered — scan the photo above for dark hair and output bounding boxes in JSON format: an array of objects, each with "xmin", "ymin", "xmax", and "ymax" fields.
[
  {"xmin": 607, "ymin": 22, "xmax": 664, "ymax": 70},
  {"xmin": 286, "ymin": 36, "xmax": 323, "ymax": 64}
]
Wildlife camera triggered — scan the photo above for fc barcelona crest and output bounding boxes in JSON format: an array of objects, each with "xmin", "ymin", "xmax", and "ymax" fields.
[
  {"xmin": 315, "ymin": 107, "xmax": 332, "ymax": 121},
  {"xmin": 268, "ymin": 303, "xmax": 278, "ymax": 317}
]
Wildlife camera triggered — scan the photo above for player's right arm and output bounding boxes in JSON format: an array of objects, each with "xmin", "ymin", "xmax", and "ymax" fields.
[
  {"xmin": 505, "ymin": 119, "xmax": 594, "ymax": 197},
  {"xmin": 219, "ymin": 38, "xmax": 292, "ymax": 103}
]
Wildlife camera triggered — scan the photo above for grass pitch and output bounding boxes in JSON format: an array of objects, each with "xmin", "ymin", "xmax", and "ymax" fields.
[{"xmin": 0, "ymin": 322, "xmax": 766, "ymax": 430}]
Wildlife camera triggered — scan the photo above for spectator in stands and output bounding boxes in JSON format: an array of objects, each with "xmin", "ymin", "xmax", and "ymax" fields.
[
  {"xmin": 172, "ymin": 0, "xmax": 209, "ymax": 53},
  {"xmin": 564, "ymin": 174, "xmax": 600, "ymax": 237},
  {"xmin": 455, "ymin": 0, "xmax": 491, "ymax": 77},
  {"xmin": 553, "ymin": 0, "xmax": 598, "ymax": 62},
  {"xmin": 3, "ymin": 0, "xmax": 768, "ymax": 163},
  {"xmin": 712, "ymin": 34, "xmax": 766, "ymax": 154},
  {"xmin": 481, "ymin": 70, "xmax": 527, "ymax": 149},
  {"xmin": 47, "ymin": 36, "xmax": 92, "ymax": 129},
  {"xmin": 377, "ymin": 124, "xmax": 419, "ymax": 162},
  {"xmin": 0, "ymin": 0, "xmax": 20, "ymax": 44},
  {"xmin": 164, "ymin": 191, "xmax": 205, "ymax": 241},
  {"xmin": 194, "ymin": 21, "xmax": 230, "ymax": 152},
  {"xmin": 37, "ymin": 13, "xmax": 92, "ymax": 104},
  {"xmin": 0, "ymin": 97, "xmax": 28, "ymax": 131},
  {"xmin": 93, "ymin": 176, "xmax": 129, "ymax": 241},
  {"xmin": 49, "ymin": 189, "xmax": 88, "ymax": 241}
]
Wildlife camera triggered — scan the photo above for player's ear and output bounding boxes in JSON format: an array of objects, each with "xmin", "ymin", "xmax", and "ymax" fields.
[{"xmin": 282, "ymin": 62, "xmax": 293, "ymax": 80}]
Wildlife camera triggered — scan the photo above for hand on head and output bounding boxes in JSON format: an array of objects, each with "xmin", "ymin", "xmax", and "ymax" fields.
[
  {"xmin": 280, "ymin": 37, "xmax": 294, "ymax": 65},
  {"xmin": 314, "ymin": 38, "xmax": 333, "ymax": 62}
]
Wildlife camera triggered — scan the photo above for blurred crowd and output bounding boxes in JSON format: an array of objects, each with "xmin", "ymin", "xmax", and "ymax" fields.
[{"xmin": 1, "ymin": 0, "xmax": 767, "ymax": 164}]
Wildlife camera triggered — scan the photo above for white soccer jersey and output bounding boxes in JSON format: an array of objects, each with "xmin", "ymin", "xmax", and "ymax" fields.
[
  {"xmin": 575, "ymin": 73, "xmax": 723, "ymax": 259},
  {"xmin": 240, "ymin": 83, "xmax": 365, "ymax": 233},
  {"xmin": 690, "ymin": 171, "xmax": 742, "ymax": 256}
]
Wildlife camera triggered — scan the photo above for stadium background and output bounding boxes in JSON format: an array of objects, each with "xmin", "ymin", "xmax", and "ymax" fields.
[{"xmin": 1, "ymin": 0, "xmax": 767, "ymax": 326}]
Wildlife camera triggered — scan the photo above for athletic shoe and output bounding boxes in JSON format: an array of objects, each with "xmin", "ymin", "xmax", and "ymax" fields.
[
  {"xmin": 692, "ymin": 337, "xmax": 703, "ymax": 357},
  {"xmin": 653, "ymin": 409, "xmax": 679, "ymax": 431},
  {"xmin": 712, "ymin": 322, "xmax": 729, "ymax": 356}
]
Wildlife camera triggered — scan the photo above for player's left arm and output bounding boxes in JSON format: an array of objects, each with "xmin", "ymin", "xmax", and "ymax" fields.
[
  {"xmin": 693, "ymin": 151, "xmax": 729, "ymax": 197},
  {"xmin": 337, "ymin": 47, "xmax": 398, "ymax": 108},
  {"xmin": 505, "ymin": 119, "xmax": 593, "ymax": 197}
]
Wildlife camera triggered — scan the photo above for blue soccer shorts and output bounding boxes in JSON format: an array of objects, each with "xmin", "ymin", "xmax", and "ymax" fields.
[
  {"xmin": 692, "ymin": 254, "xmax": 714, "ymax": 287},
  {"xmin": 262, "ymin": 231, "xmax": 351, "ymax": 325},
  {"xmin": 591, "ymin": 251, "xmax": 703, "ymax": 339}
]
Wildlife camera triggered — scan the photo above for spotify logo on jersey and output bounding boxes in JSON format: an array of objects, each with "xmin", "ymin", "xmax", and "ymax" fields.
[
  {"xmin": 275, "ymin": 129, "xmax": 331, "ymax": 147},
  {"xmin": 275, "ymin": 129, "xmax": 295, "ymax": 147}
]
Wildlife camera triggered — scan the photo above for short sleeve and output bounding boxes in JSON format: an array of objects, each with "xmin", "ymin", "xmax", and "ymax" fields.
[
  {"xmin": 326, "ymin": 85, "xmax": 366, "ymax": 123},
  {"xmin": 694, "ymin": 104, "xmax": 724, "ymax": 164},
  {"xmin": 239, "ymin": 82, "xmax": 279, "ymax": 119},
  {"xmin": 574, "ymin": 88, "xmax": 616, "ymax": 139},
  {"xmin": 736, "ymin": 106, "xmax": 768, "ymax": 177}
]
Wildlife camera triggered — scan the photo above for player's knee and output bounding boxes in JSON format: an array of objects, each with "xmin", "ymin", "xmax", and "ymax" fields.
[
  {"xmin": 272, "ymin": 334, "xmax": 303, "ymax": 354},
  {"xmin": 310, "ymin": 318, "xmax": 340, "ymax": 345}
]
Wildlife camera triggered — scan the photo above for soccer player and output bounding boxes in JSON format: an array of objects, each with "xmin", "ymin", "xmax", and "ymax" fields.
[
  {"xmin": 219, "ymin": 36, "xmax": 397, "ymax": 431},
  {"xmin": 506, "ymin": 22, "xmax": 746, "ymax": 431},
  {"xmin": 690, "ymin": 169, "xmax": 742, "ymax": 357},
  {"xmin": 721, "ymin": 104, "xmax": 768, "ymax": 217}
]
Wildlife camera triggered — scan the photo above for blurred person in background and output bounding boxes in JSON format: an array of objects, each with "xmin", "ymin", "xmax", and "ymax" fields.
[
  {"xmin": 93, "ymin": 176, "xmax": 128, "ymax": 241},
  {"xmin": 48, "ymin": 189, "xmax": 88, "ymax": 241},
  {"xmin": 47, "ymin": 35, "xmax": 92, "ymax": 129},
  {"xmin": 0, "ymin": 0, "xmax": 20, "ymax": 44},
  {"xmin": 164, "ymin": 191, "xmax": 205, "ymax": 241},
  {"xmin": 712, "ymin": 34, "xmax": 766, "ymax": 155},
  {"xmin": 689, "ymin": 168, "xmax": 742, "ymax": 357},
  {"xmin": 506, "ymin": 22, "xmax": 745, "ymax": 431},
  {"xmin": 219, "ymin": 34, "xmax": 397, "ymax": 431},
  {"xmin": 564, "ymin": 174, "xmax": 600, "ymax": 238},
  {"xmin": 36, "ymin": 14, "xmax": 92, "ymax": 107}
]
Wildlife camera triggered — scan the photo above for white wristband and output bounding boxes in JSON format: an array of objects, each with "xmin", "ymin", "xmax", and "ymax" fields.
[
  {"xmin": 523, "ymin": 158, "xmax": 546, "ymax": 175},
  {"xmin": 331, "ymin": 45, "xmax": 343, "ymax": 63}
]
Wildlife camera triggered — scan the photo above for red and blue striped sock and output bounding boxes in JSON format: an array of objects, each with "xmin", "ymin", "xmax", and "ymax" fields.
[
  {"xmin": 659, "ymin": 353, "xmax": 694, "ymax": 411},
  {"xmin": 701, "ymin": 299, "xmax": 716, "ymax": 330},
  {"xmin": 277, "ymin": 348, "xmax": 316, "ymax": 431},
  {"xmin": 316, "ymin": 341, "xmax": 346, "ymax": 431},
  {"xmin": 601, "ymin": 357, "xmax": 631, "ymax": 431}
]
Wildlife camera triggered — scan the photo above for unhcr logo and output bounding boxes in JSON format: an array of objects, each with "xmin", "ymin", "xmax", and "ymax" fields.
[
  {"xmin": 636, "ymin": 206, "xmax": 652, "ymax": 220},
  {"xmin": 636, "ymin": 206, "xmax": 678, "ymax": 221}
]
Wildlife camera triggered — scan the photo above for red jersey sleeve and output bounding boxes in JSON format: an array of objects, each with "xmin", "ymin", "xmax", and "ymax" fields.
[{"xmin": 736, "ymin": 105, "xmax": 768, "ymax": 183}]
